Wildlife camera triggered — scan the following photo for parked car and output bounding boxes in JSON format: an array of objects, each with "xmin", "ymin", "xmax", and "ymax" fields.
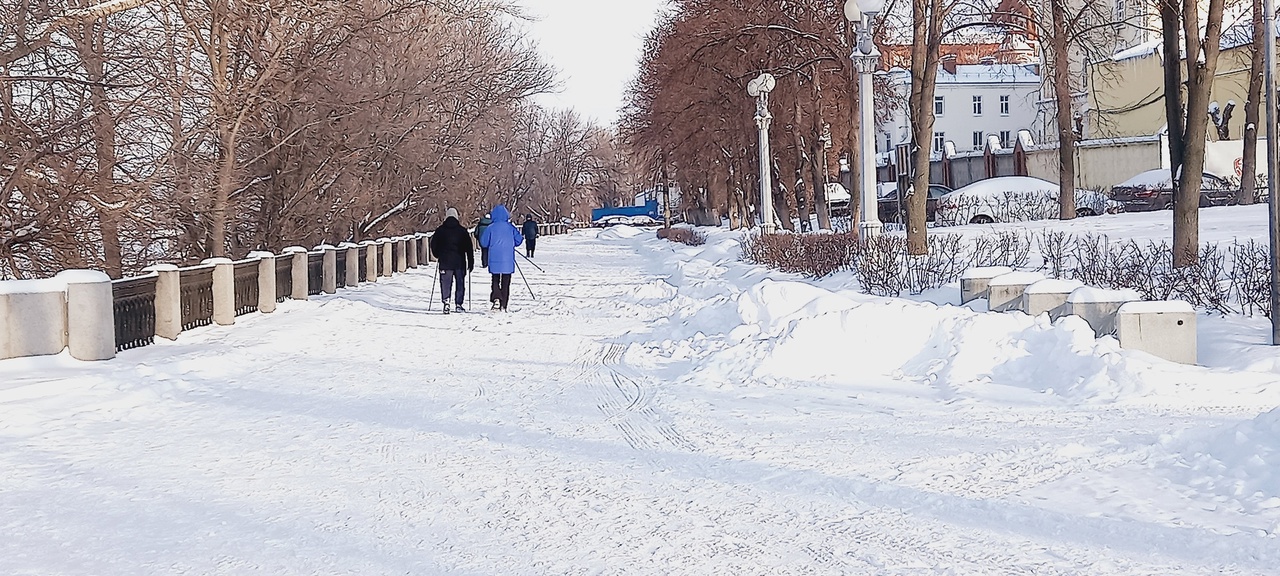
[
  {"xmin": 1110, "ymin": 169, "xmax": 1240, "ymax": 212},
  {"xmin": 934, "ymin": 176, "xmax": 1120, "ymax": 226},
  {"xmin": 826, "ymin": 182, "xmax": 852, "ymax": 215},
  {"xmin": 876, "ymin": 183, "xmax": 953, "ymax": 223}
]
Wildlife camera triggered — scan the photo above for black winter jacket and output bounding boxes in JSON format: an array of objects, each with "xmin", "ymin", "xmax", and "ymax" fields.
[
  {"xmin": 430, "ymin": 217, "xmax": 475, "ymax": 271},
  {"xmin": 522, "ymin": 219, "xmax": 538, "ymax": 241}
]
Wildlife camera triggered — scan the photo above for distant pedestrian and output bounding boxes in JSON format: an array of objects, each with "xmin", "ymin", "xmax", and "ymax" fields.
[
  {"xmin": 474, "ymin": 213, "xmax": 493, "ymax": 268},
  {"xmin": 522, "ymin": 214, "xmax": 539, "ymax": 258},
  {"xmin": 429, "ymin": 208, "xmax": 474, "ymax": 314},
  {"xmin": 479, "ymin": 205, "xmax": 523, "ymax": 311}
]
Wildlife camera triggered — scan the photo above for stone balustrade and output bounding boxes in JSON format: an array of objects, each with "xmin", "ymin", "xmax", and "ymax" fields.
[{"xmin": 0, "ymin": 223, "xmax": 578, "ymax": 363}]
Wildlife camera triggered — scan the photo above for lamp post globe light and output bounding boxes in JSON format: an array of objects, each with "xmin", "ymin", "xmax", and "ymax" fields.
[
  {"xmin": 845, "ymin": 0, "xmax": 884, "ymax": 238},
  {"xmin": 748, "ymin": 72, "xmax": 777, "ymax": 234}
]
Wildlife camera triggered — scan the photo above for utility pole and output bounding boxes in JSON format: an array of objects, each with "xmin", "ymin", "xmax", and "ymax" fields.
[{"xmin": 1266, "ymin": 0, "xmax": 1280, "ymax": 343}]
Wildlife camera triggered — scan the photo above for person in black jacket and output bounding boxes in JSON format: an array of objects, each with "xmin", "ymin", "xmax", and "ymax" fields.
[
  {"xmin": 521, "ymin": 214, "xmax": 539, "ymax": 258},
  {"xmin": 474, "ymin": 213, "xmax": 492, "ymax": 268},
  {"xmin": 429, "ymin": 208, "xmax": 474, "ymax": 313}
]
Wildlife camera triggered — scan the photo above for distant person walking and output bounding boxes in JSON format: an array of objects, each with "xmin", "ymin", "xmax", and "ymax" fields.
[
  {"xmin": 522, "ymin": 214, "xmax": 539, "ymax": 258},
  {"xmin": 474, "ymin": 213, "xmax": 492, "ymax": 268},
  {"xmin": 479, "ymin": 205, "xmax": 523, "ymax": 311},
  {"xmin": 429, "ymin": 208, "xmax": 474, "ymax": 314}
]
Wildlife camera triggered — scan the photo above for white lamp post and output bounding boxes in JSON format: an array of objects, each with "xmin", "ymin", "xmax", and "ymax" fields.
[
  {"xmin": 845, "ymin": 0, "xmax": 885, "ymax": 238},
  {"xmin": 748, "ymin": 72, "xmax": 778, "ymax": 233}
]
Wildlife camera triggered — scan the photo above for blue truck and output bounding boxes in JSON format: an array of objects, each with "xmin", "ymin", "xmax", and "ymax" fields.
[{"xmin": 590, "ymin": 199, "xmax": 660, "ymax": 226}]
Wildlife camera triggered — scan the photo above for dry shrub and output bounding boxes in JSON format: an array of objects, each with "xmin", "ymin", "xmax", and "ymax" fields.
[
  {"xmin": 741, "ymin": 231, "xmax": 860, "ymax": 278},
  {"xmin": 660, "ymin": 227, "xmax": 707, "ymax": 246}
]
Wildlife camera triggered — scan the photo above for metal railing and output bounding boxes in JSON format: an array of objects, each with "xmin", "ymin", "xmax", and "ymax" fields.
[
  {"xmin": 111, "ymin": 275, "xmax": 157, "ymax": 351},
  {"xmin": 377, "ymin": 246, "xmax": 386, "ymax": 276},
  {"xmin": 359, "ymin": 246, "xmax": 369, "ymax": 280},
  {"xmin": 275, "ymin": 256, "xmax": 293, "ymax": 302},
  {"xmin": 307, "ymin": 251, "xmax": 323, "ymax": 296},
  {"xmin": 179, "ymin": 264, "xmax": 215, "ymax": 331},
  {"xmin": 233, "ymin": 259, "xmax": 259, "ymax": 316},
  {"xmin": 392, "ymin": 242, "xmax": 402, "ymax": 271}
]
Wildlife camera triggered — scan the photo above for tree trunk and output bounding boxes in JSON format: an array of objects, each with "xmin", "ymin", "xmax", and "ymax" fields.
[
  {"xmin": 792, "ymin": 87, "xmax": 812, "ymax": 232},
  {"xmin": 1051, "ymin": 0, "xmax": 1077, "ymax": 220},
  {"xmin": 908, "ymin": 0, "xmax": 943, "ymax": 255},
  {"xmin": 78, "ymin": 21, "xmax": 123, "ymax": 277},
  {"xmin": 1174, "ymin": 0, "xmax": 1226, "ymax": 267},
  {"xmin": 810, "ymin": 71, "xmax": 832, "ymax": 230},
  {"xmin": 1161, "ymin": 0, "xmax": 1185, "ymax": 195},
  {"xmin": 846, "ymin": 21, "xmax": 862, "ymax": 237},
  {"xmin": 1241, "ymin": 0, "xmax": 1263, "ymax": 206}
]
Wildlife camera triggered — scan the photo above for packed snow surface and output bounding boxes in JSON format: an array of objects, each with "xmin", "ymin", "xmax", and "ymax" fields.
[{"xmin": 4, "ymin": 225, "xmax": 1280, "ymax": 574}]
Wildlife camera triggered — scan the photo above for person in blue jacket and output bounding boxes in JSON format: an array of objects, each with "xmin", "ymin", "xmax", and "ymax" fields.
[{"xmin": 479, "ymin": 205, "xmax": 524, "ymax": 311}]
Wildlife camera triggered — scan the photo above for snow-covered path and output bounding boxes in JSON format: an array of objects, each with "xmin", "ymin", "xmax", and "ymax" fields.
[{"xmin": 3, "ymin": 227, "xmax": 1280, "ymax": 575}]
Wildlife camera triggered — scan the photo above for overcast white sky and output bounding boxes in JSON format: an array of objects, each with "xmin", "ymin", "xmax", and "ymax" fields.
[{"xmin": 518, "ymin": 0, "xmax": 668, "ymax": 127}]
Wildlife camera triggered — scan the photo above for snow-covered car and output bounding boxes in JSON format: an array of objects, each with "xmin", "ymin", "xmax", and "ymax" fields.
[
  {"xmin": 825, "ymin": 182, "xmax": 852, "ymax": 215},
  {"xmin": 1110, "ymin": 169, "xmax": 1240, "ymax": 212},
  {"xmin": 934, "ymin": 176, "xmax": 1119, "ymax": 227}
]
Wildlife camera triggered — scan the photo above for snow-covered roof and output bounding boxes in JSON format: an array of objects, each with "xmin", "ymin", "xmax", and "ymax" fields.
[{"xmin": 936, "ymin": 64, "xmax": 1039, "ymax": 84}]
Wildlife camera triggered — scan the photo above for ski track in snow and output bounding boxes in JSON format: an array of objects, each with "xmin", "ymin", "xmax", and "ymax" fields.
[{"xmin": 0, "ymin": 229, "xmax": 1278, "ymax": 575}]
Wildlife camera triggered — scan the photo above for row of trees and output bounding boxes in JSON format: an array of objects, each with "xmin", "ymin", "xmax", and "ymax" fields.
[
  {"xmin": 2, "ymin": 0, "xmax": 629, "ymax": 279},
  {"xmin": 623, "ymin": 0, "xmax": 1251, "ymax": 267}
]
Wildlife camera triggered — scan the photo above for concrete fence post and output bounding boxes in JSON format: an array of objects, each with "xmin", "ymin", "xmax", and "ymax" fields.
[
  {"xmin": 0, "ymin": 279, "xmax": 67, "ymax": 360},
  {"xmin": 362, "ymin": 241, "xmax": 379, "ymax": 282},
  {"xmin": 283, "ymin": 246, "xmax": 309, "ymax": 300},
  {"xmin": 342, "ymin": 243, "xmax": 360, "ymax": 286},
  {"xmin": 203, "ymin": 258, "xmax": 236, "ymax": 326},
  {"xmin": 392, "ymin": 238, "xmax": 404, "ymax": 273},
  {"xmin": 248, "ymin": 252, "xmax": 277, "ymax": 314},
  {"xmin": 145, "ymin": 264, "xmax": 182, "ymax": 340},
  {"xmin": 380, "ymin": 239, "xmax": 393, "ymax": 277},
  {"xmin": 60, "ymin": 270, "xmax": 116, "ymax": 361},
  {"xmin": 318, "ymin": 244, "xmax": 338, "ymax": 294},
  {"xmin": 407, "ymin": 236, "xmax": 420, "ymax": 268}
]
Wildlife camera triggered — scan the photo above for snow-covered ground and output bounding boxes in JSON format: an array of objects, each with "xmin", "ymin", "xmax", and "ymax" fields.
[{"xmin": 4, "ymin": 217, "xmax": 1280, "ymax": 574}]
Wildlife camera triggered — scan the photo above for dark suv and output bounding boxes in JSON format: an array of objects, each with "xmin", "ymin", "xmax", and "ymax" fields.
[
  {"xmin": 1110, "ymin": 170, "xmax": 1239, "ymax": 212},
  {"xmin": 877, "ymin": 184, "xmax": 953, "ymax": 223}
]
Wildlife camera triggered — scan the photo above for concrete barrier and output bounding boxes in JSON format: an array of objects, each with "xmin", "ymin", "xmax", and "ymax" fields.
[
  {"xmin": 61, "ymin": 270, "xmax": 116, "ymax": 361},
  {"xmin": 406, "ymin": 237, "xmax": 419, "ymax": 268},
  {"xmin": 988, "ymin": 271, "xmax": 1047, "ymax": 313},
  {"xmin": 341, "ymin": 244, "xmax": 360, "ymax": 286},
  {"xmin": 147, "ymin": 264, "xmax": 182, "ymax": 340},
  {"xmin": 960, "ymin": 266, "xmax": 1014, "ymax": 304},
  {"xmin": 0, "ymin": 278, "xmax": 67, "ymax": 360},
  {"xmin": 204, "ymin": 258, "xmax": 236, "ymax": 326},
  {"xmin": 282, "ymin": 246, "xmax": 309, "ymax": 300},
  {"xmin": 318, "ymin": 244, "xmax": 337, "ymax": 295},
  {"xmin": 361, "ymin": 241, "xmax": 378, "ymax": 282},
  {"xmin": 249, "ymin": 252, "xmax": 277, "ymax": 314},
  {"xmin": 395, "ymin": 238, "xmax": 408, "ymax": 273},
  {"xmin": 1117, "ymin": 300, "xmax": 1197, "ymax": 364},
  {"xmin": 1023, "ymin": 279, "xmax": 1085, "ymax": 319},
  {"xmin": 1067, "ymin": 287, "xmax": 1143, "ymax": 337},
  {"xmin": 380, "ymin": 239, "xmax": 393, "ymax": 277}
]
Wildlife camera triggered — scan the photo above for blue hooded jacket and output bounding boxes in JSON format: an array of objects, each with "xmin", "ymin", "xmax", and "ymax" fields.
[{"xmin": 479, "ymin": 205, "xmax": 524, "ymax": 274}]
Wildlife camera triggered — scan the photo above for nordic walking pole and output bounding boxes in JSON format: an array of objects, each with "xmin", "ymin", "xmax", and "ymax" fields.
[
  {"xmin": 517, "ymin": 250, "xmax": 545, "ymax": 273},
  {"xmin": 428, "ymin": 262, "xmax": 436, "ymax": 311},
  {"xmin": 515, "ymin": 259, "xmax": 536, "ymax": 300},
  {"xmin": 467, "ymin": 267, "xmax": 473, "ymax": 311}
]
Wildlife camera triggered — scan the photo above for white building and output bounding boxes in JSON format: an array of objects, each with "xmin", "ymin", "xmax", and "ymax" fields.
[{"xmin": 878, "ymin": 63, "xmax": 1041, "ymax": 159}]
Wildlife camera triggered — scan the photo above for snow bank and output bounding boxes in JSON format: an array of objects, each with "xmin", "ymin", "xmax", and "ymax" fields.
[{"xmin": 1166, "ymin": 408, "xmax": 1280, "ymax": 513}]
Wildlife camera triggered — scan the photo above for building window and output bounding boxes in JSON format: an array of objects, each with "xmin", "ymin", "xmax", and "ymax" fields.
[
  {"xmin": 973, "ymin": 131, "xmax": 984, "ymax": 150},
  {"xmin": 1000, "ymin": 130, "xmax": 1012, "ymax": 147},
  {"xmin": 933, "ymin": 132, "xmax": 946, "ymax": 152},
  {"xmin": 1000, "ymin": 95, "xmax": 1010, "ymax": 116},
  {"xmin": 934, "ymin": 96, "xmax": 944, "ymax": 116},
  {"xmin": 972, "ymin": 95, "xmax": 983, "ymax": 116}
]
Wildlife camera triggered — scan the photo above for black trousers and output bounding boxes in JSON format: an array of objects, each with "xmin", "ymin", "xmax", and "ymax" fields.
[
  {"xmin": 526, "ymin": 238, "xmax": 537, "ymax": 257},
  {"xmin": 440, "ymin": 269, "xmax": 466, "ymax": 305},
  {"xmin": 490, "ymin": 274, "xmax": 512, "ymax": 308}
]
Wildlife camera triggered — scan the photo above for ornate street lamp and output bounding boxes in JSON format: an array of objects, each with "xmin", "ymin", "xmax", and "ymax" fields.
[
  {"xmin": 748, "ymin": 72, "xmax": 777, "ymax": 233},
  {"xmin": 845, "ymin": 0, "xmax": 885, "ymax": 238}
]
